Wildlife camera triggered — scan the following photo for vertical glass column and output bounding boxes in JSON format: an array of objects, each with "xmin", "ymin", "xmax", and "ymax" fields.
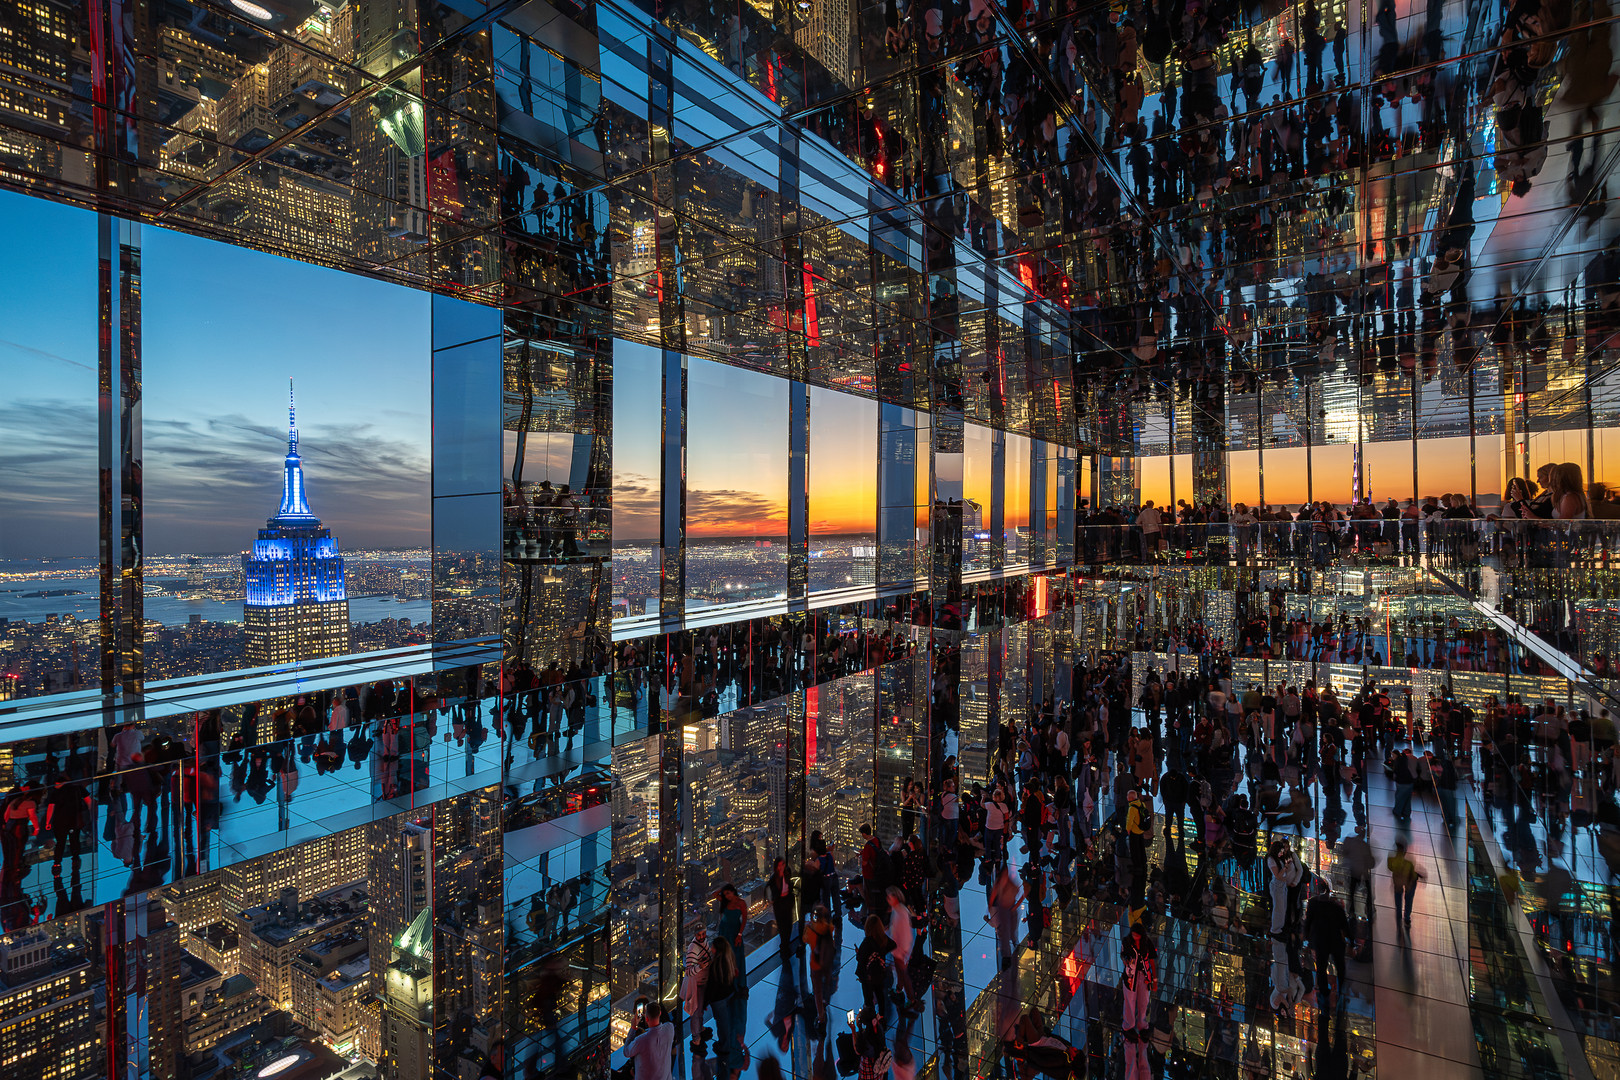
[
  {"xmin": 99, "ymin": 215, "xmax": 141, "ymax": 718},
  {"xmin": 433, "ymin": 296, "xmax": 503, "ymax": 679}
]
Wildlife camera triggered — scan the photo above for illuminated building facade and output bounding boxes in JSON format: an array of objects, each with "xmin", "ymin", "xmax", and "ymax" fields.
[
  {"xmin": 379, "ymin": 908, "xmax": 432, "ymax": 1080},
  {"xmin": 243, "ymin": 387, "xmax": 352, "ymax": 667}
]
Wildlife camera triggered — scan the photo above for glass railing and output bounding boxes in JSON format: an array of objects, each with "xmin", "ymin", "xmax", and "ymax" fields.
[{"xmin": 1070, "ymin": 521, "xmax": 1620, "ymax": 691}]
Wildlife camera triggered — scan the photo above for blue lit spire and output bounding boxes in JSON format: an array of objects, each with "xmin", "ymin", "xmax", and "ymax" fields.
[{"xmin": 276, "ymin": 379, "xmax": 317, "ymax": 524}]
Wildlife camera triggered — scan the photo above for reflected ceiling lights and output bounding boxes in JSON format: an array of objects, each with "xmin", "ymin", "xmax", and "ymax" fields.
[{"xmin": 229, "ymin": 0, "xmax": 275, "ymax": 20}]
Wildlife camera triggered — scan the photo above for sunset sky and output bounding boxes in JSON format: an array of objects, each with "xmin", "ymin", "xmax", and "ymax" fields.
[{"xmin": 1148, "ymin": 435, "xmax": 1514, "ymax": 509}]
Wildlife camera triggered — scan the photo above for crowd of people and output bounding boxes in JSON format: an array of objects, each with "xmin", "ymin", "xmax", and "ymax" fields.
[
  {"xmin": 628, "ymin": 640, "xmax": 1620, "ymax": 1080},
  {"xmin": 1080, "ymin": 462, "xmax": 1612, "ymax": 568}
]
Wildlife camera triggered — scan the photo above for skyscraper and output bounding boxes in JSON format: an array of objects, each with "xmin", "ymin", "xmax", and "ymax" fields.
[
  {"xmin": 243, "ymin": 383, "xmax": 352, "ymax": 666},
  {"xmin": 379, "ymin": 908, "xmax": 432, "ymax": 1080}
]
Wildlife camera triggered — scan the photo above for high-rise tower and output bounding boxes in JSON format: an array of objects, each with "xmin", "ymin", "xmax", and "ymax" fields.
[{"xmin": 243, "ymin": 382, "xmax": 352, "ymax": 666}]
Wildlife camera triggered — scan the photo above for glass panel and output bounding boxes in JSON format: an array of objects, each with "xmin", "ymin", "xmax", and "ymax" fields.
[
  {"xmin": 1311, "ymin": 443, "xmax": 1356, "ymax": 506},
  {"xmin": 1228, "ymin": 448, "xmax": 1262, "ymax": 509},
  {"xmin": 142, "ymin": 223, "xmax": 432, "ymax": 678},
  {"xmin": 1137, "ymin": 455, "xmax": 1172, "ymax": 507},
  {"xmin": 1363, "ymin": 438, "xmax": 1414, "ymax": 506},
  {"xmin": 0, "ymin": 191, "xmax": 99, "ymax": 699},
  {"xmin": 1415, "ymin": 435, "xmax": 1472, "ymax": 507},
  {"xmin": 1263, "ymin": 445, "xmax": 1311, "ymax": 510},
  {"xmin": 435, "ymin": 339, "xmax": 502, "ymax": 499},
  {"xmin": 684, "ymin": 358, "xmax": 788, "ymax": 613},
  {"xmin": 611, "ymin": 342, "xmax": 662, "ymax": 622},
  {"xmin": 808, "ymin": 386, "xmax": 877, "ymax": 593},
  {"xmin": 962, "ymin": 422, "xmax": 996, "ymax": 572},
  {"xmin": 1004, "ymin": 432, "xmax": 1030, "ymax": 567}
]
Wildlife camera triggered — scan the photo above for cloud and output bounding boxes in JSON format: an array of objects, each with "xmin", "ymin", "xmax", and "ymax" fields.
[
  {"xmin": 141, "ymin": 411, "xmax": 430, "ymax": 553},
  {"xmin": 0, "ymin": 397, "xmax": 98, "ymax": 559},
  {"xmin": 686, "ymin": 488, "xmax": 786, "ymax": 537}
]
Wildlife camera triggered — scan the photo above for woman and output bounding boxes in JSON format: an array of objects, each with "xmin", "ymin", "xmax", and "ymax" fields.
[
  {"xmin": 1548, "ymin": 461, "xmax": 1590, "ymax": 519},
  {"xmin": 1525, "ymin": 463, "xmax": 1557, "ymax": 518},
  {"xmin": 706, "ymin": 937, "xmax": 744, "ymax": 1075},
  {"xmin": 714, "ymin": 883, "xmax": 748, "ymax": 983},
  {"xmin": 1501, "ymin": 476, "xmax": 1538, "ymax": 518},
  {"xmin": 901, "ymin": 779, "xmax": 923, "ymax": 840},
  {"xmin": 679, "ymin": 926, "xmax": 711, "ymax": 1049},
  {"xmin": 855, "ymin": 914, "xmax": 895, "ymax": 1017},
  {"xmin": 854, "ymin": 1008, "xmax": 891, "ymax": 1080},
  {"xmin": 1266, "ymin": 840, "xmax": 1303, "ymax": 935},
  {"xmin": 1131, "ymin": 728, "xmax": 1155, "ymax": 794}
]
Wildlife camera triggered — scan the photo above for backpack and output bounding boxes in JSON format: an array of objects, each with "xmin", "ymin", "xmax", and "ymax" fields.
[{"xmin": 809, "ymin": 921, "xmax": 836, "ymax": 970}]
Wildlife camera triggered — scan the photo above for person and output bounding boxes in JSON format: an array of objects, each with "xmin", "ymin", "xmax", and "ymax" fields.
[
  {"xmin": 43, "ymin": 774, "xmax": 91, "ymax": 871},
  {"xmin": 855, "ymin": 914, "xmax": 894, "ymax": 1016},
  {"xmin": 854, "ymin": 1008, "xmax": 891, "ymax": 1080},
  {"xmin": 679, "ymin": 925, "xmax": 711, "ymax": 1048},
  {"xmin": 706, "ymin": 937, "xmax": 744, "ymax": 1074},
  {"xmin": 1547, "ymin": 461, "xmax": 1590, "ymax": 520},
  {"xmin": 803, "ymin": 903, "xmax": 837, "ymax": 1027},
  {"xmin": 940, "ymin": 776, "xmax": 960, "ymax": 851},
  {"xmin": 984, "ymin": 786, "xmax": 1009, "ymax": 863},
  {"xmin": 1136, "ymin": 501, "xmax": 1163, "ymax": 559},
  {"xmin": 1266, "ymin": 839, "xmax": 1304, "ymax": 935},
  {"xmin": 1387, "ymin": 840, "xmax": 1424, "ymax": 929},
  {"xmin": 859, "ymin": 824, "xmax": 886, "ymax": 915},
  {"xmin": 1304, "ymin": 880, "xmax": 1349, "ymax": 999},
  {"xmin": 886, "ymin": 886, "xmax": 916, "ymax": 1010},
  {"xmin": 1500, "ymin": 476, "xmax": 1538, "ymax": 519},
  {"xmin": 987, "ymin": 863, "xmax": 1023, "ymax": 967},
  {"xmin": 768, "ymin": 857, "xmax": 795, "ymax": 955},
  {"xmin": 1391, "ymin": 747, "xmax": 1417, "ymax": 822},
  {"xmin": 556, "ymin": 484, "xmax": 583, "ymax": 556},
  {"xmin": 1339, "ymin": 828, "xmax": 1375, "ymax": 921},
  {"xmin": 1120, "ymin": 920, "xmax": 1157, "ymax": 1080},
  {"xmin": 620, "ymin": 1001, "xmax": 673, "ymax": 1080},
  {"xmin": 713, "ymin": 883, "xmax": 748, "ymax": 985}
]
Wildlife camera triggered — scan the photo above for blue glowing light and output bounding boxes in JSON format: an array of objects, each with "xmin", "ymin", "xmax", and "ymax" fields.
[{"xmin": 244, "ymin": 383, "xmax": 348, "ymax": 610}]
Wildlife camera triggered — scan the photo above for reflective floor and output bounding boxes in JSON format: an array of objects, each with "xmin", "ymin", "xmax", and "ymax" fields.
[{"xmin": 601, "ymin": 684, "xmax": 1620, "ymax": 1080}]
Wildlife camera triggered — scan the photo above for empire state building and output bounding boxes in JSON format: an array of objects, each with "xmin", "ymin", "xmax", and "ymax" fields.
[{"xmin": 243, "ymin": 385, "xmax": 352, "ymax": 666}]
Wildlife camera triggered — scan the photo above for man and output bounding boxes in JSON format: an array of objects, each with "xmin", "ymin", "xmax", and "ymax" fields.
[
  {"xmin": 620, "ymin": 1001, "xmax": 674, "ymax": 1080},
  {"xmin": 1304, "ymin": 880, "xmax": 1349, "ymax": 999},
  {"xmin": 1391, "ymin": 748, "xmax": 1417, "ymax": 822},
  {"xmin": 1386, "ymin": 840, "xmax": 1423, "ymax": 929},
  {"xmin": 1124, "ymin": 790, "xmax": 1150, "ymax": 911},
  {"xmin": 1136, "ymin": 501, "xmax": 1163, "ymax": 560}
]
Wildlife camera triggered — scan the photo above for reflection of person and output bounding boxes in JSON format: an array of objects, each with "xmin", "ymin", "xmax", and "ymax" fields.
[
  {"xmin": 44, "ymin": 775, "xmax": 91, "ymax": 870},
  {"xmin": 1120, "ymin": 921, "xmax": 1157, "ymax": 1080}
]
